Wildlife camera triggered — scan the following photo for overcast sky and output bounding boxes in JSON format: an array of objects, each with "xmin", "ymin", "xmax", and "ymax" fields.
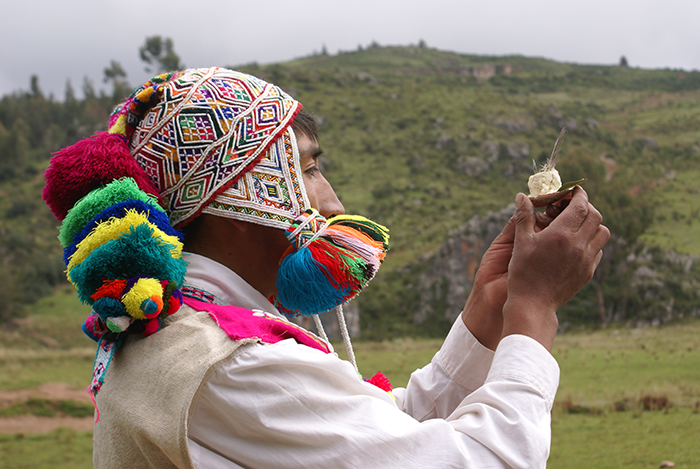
[{"xmin": 2, "ymin": 0, "xmax": 699, "ymax": 99}]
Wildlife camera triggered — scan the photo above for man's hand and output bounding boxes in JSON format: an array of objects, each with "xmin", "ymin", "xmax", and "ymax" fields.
[
  {"xmin": 462, "ymin": 207, "xmax": 554, "ymax": 350},
  {"xmin": 502, "ymin": 186, "xmax": 610, "ymax": 351},
  {"xmin": 461, "ymin": 217, "xmax": 513, "ymax": 350}
]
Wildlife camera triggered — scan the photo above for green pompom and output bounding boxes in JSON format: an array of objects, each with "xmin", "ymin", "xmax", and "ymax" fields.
[{"xmin": 59, "ymin": 178, "xmax": 163, "ymax": 247}]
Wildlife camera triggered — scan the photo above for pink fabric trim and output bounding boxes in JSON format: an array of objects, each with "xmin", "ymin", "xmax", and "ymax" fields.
[{"xmin": 183, "ymin": 297, "xmax": 330, "ymax": 354}]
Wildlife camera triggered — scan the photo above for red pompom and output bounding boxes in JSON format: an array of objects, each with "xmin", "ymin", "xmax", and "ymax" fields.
[
  {"xmin": 91, "ymin": 279, "xmax": 128, "ymax": 301},
  {"xmin": 166, "ymin": 294, "xmax": 182, "ymax": 315},
  {"xmin": 143, "ymin": 318, "xmax": 161, "ymax": 336},
  {"xmin": 367, "ymin": 371, "xmax": 393, "ymax": 392},
  {"xmin": 43, "ymin": 132, "xmax": 160, "ymax": 221}
]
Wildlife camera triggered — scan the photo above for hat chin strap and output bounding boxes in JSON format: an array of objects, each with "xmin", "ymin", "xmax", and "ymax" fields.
[{"xmin": 312, "ymin": 305, "xmax": 358, "ymax": 374}]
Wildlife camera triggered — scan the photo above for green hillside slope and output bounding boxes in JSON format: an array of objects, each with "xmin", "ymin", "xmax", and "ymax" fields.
[
  {"xmin": 235, "ymin": 46, "xmax": 700, "ymax": 336},
  {"xmin": 1, "ymin": 45, "xmax": 699, "ymax": 335},
  {"xmin": 237, "ymin": 46, "xmax": 700, "ymax": 258}
]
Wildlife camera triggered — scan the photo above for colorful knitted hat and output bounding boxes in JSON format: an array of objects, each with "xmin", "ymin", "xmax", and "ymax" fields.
[
  {"xmin": 123, "ymin": 68, "xmax": 306, "ymax": 229},
  {"xmin": 44, "ymin": 67, "xmax": 389, "ymax": 323}
]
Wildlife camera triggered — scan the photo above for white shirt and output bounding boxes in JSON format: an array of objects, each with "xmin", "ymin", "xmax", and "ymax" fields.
[{"xmin": 184, "ymin": 253, "xmax": 560, "ymax": 468}]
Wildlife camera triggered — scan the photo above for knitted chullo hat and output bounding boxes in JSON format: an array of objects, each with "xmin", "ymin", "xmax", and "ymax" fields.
[
  {"xmin": 124, "ymin": 68, "xmax": 306, "ymax": 229},
  {"xmin": 43, "ymin": 67, "xmax": 389, "ymax": 330}
]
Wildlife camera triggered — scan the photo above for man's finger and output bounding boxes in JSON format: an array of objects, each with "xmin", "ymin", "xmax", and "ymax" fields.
[
  {"xmin": 534, "ymin": 211, "xmax": 554, "ymax": 231},
  {"xmin": 551, "ymin": 186, "xmax": 590, "ymax": 233},
  {"xmin": 492, "ymin": 213, "xmax": 517, "ymax": 246},
  {"xmin": 513, "ymin": 193, "xmax": 536, "ymax": 240},
  {"xmin": 545, "ymin": 204, "xmax": 562, "ymax": 218},
  {"xmin": 590, "ymin": 249, "xmax": 604, "ymax": 275},
  {"xmin": 590, "ymin": 225, "xmax": 611, "ymax": 253},
  {"xmin": 576, "ymin": 203, "xmax": 604, "ymax": 239}
]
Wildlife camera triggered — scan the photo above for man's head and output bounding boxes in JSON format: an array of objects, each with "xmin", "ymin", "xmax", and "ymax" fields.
[
  {"xmin": 292, "ymin": 110, "xmax": 345, "ymax": 220},
  {"xmin": 44, "ymin": 67, "xmax": 386, "ymax": 331},
  {"xmin": 121, "ymin": 68, "xmax": 343, "ymax": 295},
  {"xmin": 183, "ymin": 108, "xmax": 345, "ymax": 297}
]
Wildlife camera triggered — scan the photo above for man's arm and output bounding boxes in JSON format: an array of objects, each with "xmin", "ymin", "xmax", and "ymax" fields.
[
  {"xmin": 394, "ymin": 316, "xmax": 495, "ymax": 421},
  {"xmin": 502, "ymin": 188, "xmax": 608, "ymax": 351},
  {"xmin": 396, "ymin": 187, "xmax": 608, "ymax": 421},
  {"xmin": 187, "ymin": 188, "xmax": 608, "ymax": 468},
  {"xmin": 188, "ymin": 336, "xmax": 558, "ymax": 469}
]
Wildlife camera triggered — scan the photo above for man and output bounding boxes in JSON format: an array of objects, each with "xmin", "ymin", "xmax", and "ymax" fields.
[{"xmin": 43, "ymin": 67, "xmax": 609, "ymax": 468}]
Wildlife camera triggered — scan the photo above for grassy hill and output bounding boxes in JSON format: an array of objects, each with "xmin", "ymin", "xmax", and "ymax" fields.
[
  {"xmin": 1, "ymin": 45, "xmax": 699, "ymax": 335},
  {"xmin": 233, "ymin": 46, "xmax": 700, "ymax": 336},
  {"xmin": 237, "ymin": 46, "xmax": 700, "ymax": 257}
]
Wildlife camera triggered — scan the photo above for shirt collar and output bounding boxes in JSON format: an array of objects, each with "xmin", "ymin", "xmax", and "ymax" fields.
[{"xmin": 182, "ymin": 252, "xmax": 282, "ymax": 317}]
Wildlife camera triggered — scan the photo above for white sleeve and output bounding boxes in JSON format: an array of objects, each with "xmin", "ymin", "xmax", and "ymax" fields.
[
  {"xmin": 188, "ymin": 334, "xmax": 559, "ymax": 469},
  {"xmin": 394, "ymin": 317, "xmax": 495, "ymax": 421}
]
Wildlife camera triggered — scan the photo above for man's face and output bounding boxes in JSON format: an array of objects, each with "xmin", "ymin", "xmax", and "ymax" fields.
[{"xmin": 296, "ymin": 133, "xmax": 345, "ymax": 218}]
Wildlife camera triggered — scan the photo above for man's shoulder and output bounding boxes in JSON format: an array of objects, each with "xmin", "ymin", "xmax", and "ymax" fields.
[{"xmin": 181, "ymin": 297, "xmax": 331, "ymax": 354}]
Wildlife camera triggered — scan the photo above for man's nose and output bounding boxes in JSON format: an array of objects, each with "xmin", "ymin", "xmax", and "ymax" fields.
[{"xmin": 317, "ymin": 178, "xmax": 345, "ymax": 219}]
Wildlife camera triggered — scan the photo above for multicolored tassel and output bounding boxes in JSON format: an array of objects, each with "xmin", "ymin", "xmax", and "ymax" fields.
[
  {"xmin": 59, "ymin": 180, "xmax": 186, "ymax": 341},
  {"xmin": 275, "ymin": 209, "xmax": 389, "ymax": 317},
  {"xmin": 42, "ymin": 132, "xmax": 160, "ymax": 222}
]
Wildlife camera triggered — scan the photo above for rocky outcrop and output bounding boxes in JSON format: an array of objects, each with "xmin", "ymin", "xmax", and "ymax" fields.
[
  {"xmin": 405, "ymin": 205, "xmax": 700, "ymax": 329},
  {"xmin": 546, "ymin": 105, "xmax": 578, "ymax": 130},
  {"xmin": 493, "ymin": 116, "xmax": 537, "ymax": 134},
  {"xmin": 412, "ymin": 205, "xmax": 515, "ymax": 324},
  {"xmin": 455, "ymin": 64, "xmax": 513, "ymax": 81},
  {"xmin": 456, "ymin": 156, "xmax": 490, "ymax": 176}
]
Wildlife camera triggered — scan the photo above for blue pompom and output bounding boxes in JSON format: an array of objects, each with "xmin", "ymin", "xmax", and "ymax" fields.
[
  {"xmin": 93, "ymin": 297, "xmax": 127, "ymax": 320},
  {"xmin": 141, "ymin": 297, "xmax": 159, "ymax": 316},
  {"xmin": 64, "ymin": 198, "xmax": 183, "ymax": 265},
  {"xmin": 276, "ymin": 247, "xmax": 351, "ymax": 317}
]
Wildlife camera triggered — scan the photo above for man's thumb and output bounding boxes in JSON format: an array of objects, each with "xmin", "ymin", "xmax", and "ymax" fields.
[{"xmin": 513, "ymin": 193, "xmax": 535, "ymax": 235}]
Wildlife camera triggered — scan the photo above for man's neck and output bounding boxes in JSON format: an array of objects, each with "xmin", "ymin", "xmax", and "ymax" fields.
[{"xmin": 183, "ymin": 215, "xmax": 290, "ymax": 298}]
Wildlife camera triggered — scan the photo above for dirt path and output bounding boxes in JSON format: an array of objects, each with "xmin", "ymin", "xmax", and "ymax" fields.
[
  {"xmin": 0, "ymin": 382, "xmax": 92, "ymax": 406},
  {"xmin": 0, "ymin": 415, "xmax": 93, "ymax": 433},
  {"xmin": 0, "ymin": 382, "xmax": 93, "ymax": 434}
]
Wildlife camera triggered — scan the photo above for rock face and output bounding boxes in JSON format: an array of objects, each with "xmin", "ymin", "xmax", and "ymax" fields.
[
  {"xmin": 413, "ymin": 205, "xmax": 515, "ymax": 324},
  {"xmin": 507, "ymin": 141, "xmax": 530, "ymax": 160},
  {"xmin": 406, "ymin": 205, "xmax": 700, "ymax": 329},
  {"xmin": 480, "ymin": 141, "xmax": 500, "ymax": 162},
  {"xmin": 455, "ymin": 64, "xmax": 512, "ymax": 81},
  {"xmin": 457, "ymin": 156, "xmax": 491, "ymax": 176}
]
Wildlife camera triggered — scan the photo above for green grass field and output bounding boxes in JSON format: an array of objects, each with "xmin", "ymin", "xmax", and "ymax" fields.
[
  {"xmin": 0, "ymin": 429, "xmax": 93, "ymax": 469},
  {"xmin": 1, "ymin": 291, "xmax": 699, "ymax": 468}
]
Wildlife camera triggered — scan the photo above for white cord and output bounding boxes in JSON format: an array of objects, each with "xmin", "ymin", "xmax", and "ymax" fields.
[
  {"xmin": 336, "ymin": 305, "xmax": 358, "ymax": 374},
  {"xmin": 287, "ymin": 209, "xmax": 319, "ymax": 243},
  {"xmin": 300, "ymin": 220, "xmax": 330, "ymax": 249},
  {"xmin": 287, "ymin": 209, "xmax": 331, "ymax": 249},
  {"xmin": 313, "ymin": 315, "xmax": 329, "ymax": 343}
]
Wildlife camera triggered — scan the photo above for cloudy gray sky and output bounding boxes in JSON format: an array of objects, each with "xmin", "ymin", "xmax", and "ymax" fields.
[{"xmin": 2, "ymin": 0, "xmax": 698, "ymax": 99}]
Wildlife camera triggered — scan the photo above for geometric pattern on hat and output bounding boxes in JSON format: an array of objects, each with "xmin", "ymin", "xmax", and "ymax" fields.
[
  {"xmin": 128, "ymin": 68, "xmax": 302, "ymax": 228},
  {"xmin": 203, "ymin": 129, "xmax": 309, "ymax": 230}
]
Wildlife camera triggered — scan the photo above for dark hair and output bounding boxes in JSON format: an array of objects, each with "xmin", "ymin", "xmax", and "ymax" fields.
[{"xmin": 291, "ymin": 108, "xmax": 319, "ymax": 142}]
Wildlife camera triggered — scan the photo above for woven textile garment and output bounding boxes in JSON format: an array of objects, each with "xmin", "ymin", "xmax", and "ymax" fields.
[{"xmin": 128, "ymin": 68, "xmax": 308, "ymax": 228}]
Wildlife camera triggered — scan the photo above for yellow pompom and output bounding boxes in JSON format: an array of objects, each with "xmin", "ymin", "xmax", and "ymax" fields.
[
  {"xmin": 108, "ymin": 114, "xmax": 128, "ymax": 136},
  {"xmin": 122, "ymin": 278, "xmax": 163, "ymax": 320},
  {"xmin": 67, "ymin": 209, "xmax": 183, "ymax": 272}
]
